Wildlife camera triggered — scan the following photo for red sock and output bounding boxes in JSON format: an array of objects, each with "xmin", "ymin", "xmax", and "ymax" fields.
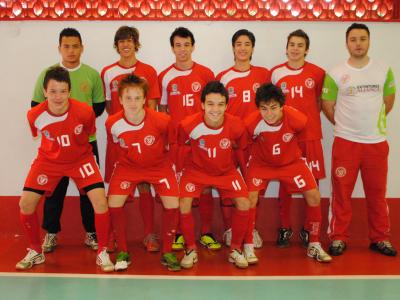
[
  {"xmin": 199, "ymin": 193, "xmax": 213, "ymax": 234},
  {"xmin": 162, "ymin": 208, "xmax": 179, "ymax": 253},
  {"xmin": 305, "ymin": 206, "xmax": 321, "ymax": 243},
  {"xmin": 244, "ymin": 207, "xmax": 256, "ymax": 244},
  {"xmin": 230, "ymin": 209, "xmax": 249, "ymax": 250},
  {"xmin": 278, "ymin": 184, "xmax": 292, "ymax": 228},
  {"xmin": 180, "ymin": 212, "xmax": 196, "ymax": 249},
  {"xmin": 109, "ymin": 207, "xmax": 128, "ymax": 252},
  {"xmin": 95, "ymin": 211, "xmax": 110, "ymax": 253},
  {"xmin": 139, "ymin": 191, "xmax": 154, "ymax": 236},
  {"xmin": 20, "ymin": 211, "xmax": 41, "ymax": 253},
  {"xmin": 220, "ymin": 198, "xmax": 233, "ymax": 230}
]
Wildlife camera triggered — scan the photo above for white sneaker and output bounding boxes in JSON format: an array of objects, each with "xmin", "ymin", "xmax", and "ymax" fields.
[
  {"xmin": 114, "ymin": 251, "xmax": 131, "ymax": 271},
  {"xmin": 253, "ymin": 229, "xmax": 263, "ymax": 249},
  {"xmin": 307, "ymin": 242, "xmax": 332, "ymax": 263},
  {"xmin": 42, "ymin": 233, "xmax": 57, "ymax": 253},
  {"xmin": 16, "ymin": 248, "xmax": 45, "ymax": 270},
  {"xmin": 244, "ymin": 244, "xmax": 258, "ymax": 264},
  {"xmin": 223, "ymin": 228, "xmax": 232, "ymax": 247},
  {"xmin": 229, "ymin": 249, "xmax": 248, "ymax": 268},
  {"xmin": 85, "ymin": 232, "xmax": 98, "ymax": 251},
  {"xmin": 96, "ymin": 248, "xmax": 114, "ymax": 272},
  {"xmin": 180, "ymin": 249, "xmax": 198, "ymax": 269}
]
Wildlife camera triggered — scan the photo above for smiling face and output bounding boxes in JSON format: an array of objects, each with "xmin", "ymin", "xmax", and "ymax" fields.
[
  {"xmin": 58, "ymin": 36, "xmax": 83, "ymax": 68},
  {"xmin": 286, "ymin": 35, "xmax": 308, "ymax": 64},
  {"xmin": 44, "ymin": 79, "xmax": 70, "ymax": 115},
  {"xmin": 119, "ymin": 86, "xmax": 146, "ymax": 116},
  {"xmin": 116, "ymin": 37, "xmax": 136, "ymax": 59},
  {"xmin": 233, "ymin": 34, "xmax": 254, "ymax": 63},
  {"xmin": 201, "ymin": 93, "xmax": 227, "ymax": 128},
  {"xmin": 258, "ymin": 99, "xmax": 283, "ymax": 126},
  {"xmin": 172, "ymin": 36, "xmax": 194, "ymax": 65},
  {"xmin": 346, "ymin": 28, "xmax": 370, "ymax": 59}
]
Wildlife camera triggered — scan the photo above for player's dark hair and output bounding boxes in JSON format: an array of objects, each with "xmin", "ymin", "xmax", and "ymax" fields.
[
  {"xmin": 59, "ymin": 28, "xmax": 82, "ymax": 45},
  {"xmin": 232, "ymin": 29, "xmax": 255, "ymax": 47},
  {"xmin": 43, "ymin": 66, "xmax": 71, "ymax": 91},
  {"xmin": 346, "ymin": 23, "xmax": 370, "ymax": 40},
  {"xmin": 255, "ymin": 83, "xmax": 285, "ymax": 107},
  {"xmin": 170, "ymin": 27, "xmax": 195, "ymax": 47},
  {"xmin": 286, "ymin": 29, "xmax": 310, "ymax": 52},
  {"xmin": 118, "ymin": 74, "xmax": 148, "ymax": 97},
  {"xmin": 114, "ymin": 26, "xmax": 141, "ymax": 52},
  {"xmin": 201, "ymin": 81, "xmax": 229, "ymax": 104}
]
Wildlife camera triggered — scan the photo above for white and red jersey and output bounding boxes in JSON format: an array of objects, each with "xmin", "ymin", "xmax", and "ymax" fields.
[
  {"xmin": 217, "ymin": 65, "xmax": 271, "ymax": 119},
  {"xmin": 271, "ymin": 62, "xmax": 324, "ymax": 141},
  {"xmin": 101, "ymin": 60, "xmax": 160, "ymax": 115},
  {"xmin": 178, "ymin": 112, "xmax": 247, "ymax": 176},
  {"xmin": 245, "ymin": 106, "xmax": 307, "ymax": 167},
  {"xmin": 159, "ymin": 62, "xmax": 214, "ymax": 127},
  {"xmin": 27, "ymin": 99, "xmax": 95, "ymax": 164},
  {"xmin": 105, "ymin": 108, "xmax": 170, "ymax": 168}
]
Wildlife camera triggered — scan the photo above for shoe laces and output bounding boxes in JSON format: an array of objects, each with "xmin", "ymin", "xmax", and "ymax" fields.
[
  {"xmin": 44, "ymin": 233, "xmax": 56, "ymax": 244},
  {"xmin": 378, "ymin": 241, "xmax": 393, "ymax": 248},
  {"xmin": 98, "ymin": 249, "xmax": 112, "ymax": 264},
  {"xmin": 332, "ymin": 240, "xmax": 344, "ymax": 247},
  {"xmin": 231, "ymin": 249, "xmax": 244, "ymax": 258}
]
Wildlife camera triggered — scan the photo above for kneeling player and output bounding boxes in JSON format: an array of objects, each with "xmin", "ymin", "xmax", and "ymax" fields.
[
  {"xmin": 106, "ymin": 75, "xmax": 180, "ymax": 271},
  {"xmin": 178, "ymin": 81, "xmax": 251, "ymax": 269},
  {"xmin": 16, "ymin": 67, "xmax": 113, "ymax": 272},
  {"xmin": 245, "ymin": 83, "xmax": 332, "ymax": 263}
]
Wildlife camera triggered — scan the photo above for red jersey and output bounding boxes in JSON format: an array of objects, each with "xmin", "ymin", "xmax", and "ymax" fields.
[
  {"xmin": 245, "ymin": 106, "xmax": 307, "ymax": 167},
  {"xmin": 27, "ymin": 99, "xmax": 95, "ymax": 164},
  {"xmin": 271, "ymin": 62, "xmax": 324, "ymax": 141},
  {"xmin": 178, "ymin": 112, "xmax": 247, "ymax": 176},
  {"xmin": 105, "ymin": 108, "xmax": 170, "ymax": 168},
  {"xmin": 101, "ymin": 60, "xmax": 160, "ymax": 115},
  {"xmin": 216, "ymin": 65, "xmax": 271, "ymax": 119},
  {"xmin": 159, "ymin": 62, "xmax": 214, "ymax": 127}
]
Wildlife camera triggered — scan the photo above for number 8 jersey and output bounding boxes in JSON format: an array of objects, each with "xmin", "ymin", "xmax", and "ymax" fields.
[{"xmin": 245, "ymin": 106, "xmax": 307, "ymax": 167}]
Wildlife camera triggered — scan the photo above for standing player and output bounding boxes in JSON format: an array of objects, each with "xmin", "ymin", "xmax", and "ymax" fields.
[
  {"xmin": 31, "ymin": 28, "xmax": 105, "ymax": 253},
  {"xmin": 16, "ymin": 67, "xmax": 113, "ymax": 272},
  {"xmin": 271, "ymin": 29, "xmax": 326, "ymax": 248},
  {"xmin": 245, "ymin": 83, "xmax": 332, "ymax": 263},
  {"xmin": 158, "ymin": 27, "xmax": 220, "ymax": 251},
  {"xmin": 322, "ymin": 23, "xmax": 397, "ymax": 256},
  {"xmin": 101, "ymin": 26, "xmax": 161, "ymax": 252},
  {"xmin": 107, "ymin": 75, "xmax": 180, "ymax": 271},
  {"xmin": 216, "ymin": 29, "xmax": 270, "ymax": 249},
  {"xmin": 178, "ymin": 81, "xmax": 250, "ymax": 269}
]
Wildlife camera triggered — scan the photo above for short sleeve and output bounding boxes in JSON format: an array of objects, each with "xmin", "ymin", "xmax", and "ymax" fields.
[{"xmin": 321, "ymin": 73, "xmax": 338, "ymax": 102}]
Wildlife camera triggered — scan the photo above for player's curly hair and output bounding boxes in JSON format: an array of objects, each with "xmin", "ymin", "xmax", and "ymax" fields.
[{"xmin": 255, "ymin": 83, "xmax": 285, "ymax": 107}]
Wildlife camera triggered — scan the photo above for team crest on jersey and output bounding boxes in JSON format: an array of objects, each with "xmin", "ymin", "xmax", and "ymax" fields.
[
  {"xmin": 219, "ymin": 138, "xmax": 231, "ymax": 149},
  {"xmin": 119, "ymin": 138, "xmax": 127, "ymax": 148},
  {"xmin": 252, "ymin": 83, "xmax": 260, "ymax": 93},
  {"xmin": 228, "ymin": 87, "xmax": 236, "ymax": 98},
  {"xmin": 120, "ymin": 181, "xmax": 131, "ymax": 190},
  {"xmin": 252, "ymin": 178, "xmax": 262, "ymax": 187},
  {"xmin": 144, "ymin": 135, "xmax": 155, "ymax": 146},
  {"xmin": 192, "ymin": 82, "xmax": 201, "ymax": 92},
  {"xmin": 42, "ymin": 130, "xmax": 52, "ymax": 140},
  {"xmin": 199, "ymin": 139, "xmax": 206, "ymax": 149},
  {"xmin": 305, "ymin": 78, "xmax": 315, "ymax": 89},
  {"xmin": 37, "ymin": 174, "xmax": 48, "ymax": 185},
  {"xmin": 74, "ymin": 124, "xmax": 83, "ymax": 135},
  {"xmin": 335, "ymin": 167, "xmax": 346, "ymax": 178},
  {"xmin": 280, "ymin": 82, "xmax": 289, "ymax": 94},
  {"xmin": 282, "ymin": 133, "xmax": 294, "ymax": 143},
  {"xmin": 185, "ymin": 183, "xmax": 196, "ymax": 193},
  {"xmin": 80, "ymin": 81, "xmax": 90, "ymax": 93},
  {"xmin": 111, "ymin": 80, "xmax": 119, "ymax": 92},
  {"xmin": 170, "ymin": 84, "xmax": 180, "ymax": 96}
]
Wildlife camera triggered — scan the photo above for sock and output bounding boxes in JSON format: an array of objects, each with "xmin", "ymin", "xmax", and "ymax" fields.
[
  {"xmin": 95, "ymin": 211, "xmax": 110, "ymax": 253},
  {"xmin": 278, "ymin": 185, "xmax": 292, "ymax": 229},
  {"xmin": 230, "ymin": 209, "xmax": 249, "ymax": 250},
  {"xmin": 199, "ymin": 193, "xmax": 214, "ymax": 234},
  {"xmin": 244, "ymin": 207, "xmax": 256, "ymax": 244},
  {"xmin": 180, "ymin": 212, "xmax": 196, "ymax": 250},
  {"xmin": 305, "ymin": 206, "xmax": 321, "ymax": 243},
  {"xmin": 221, "ymin": 198, "xmax": 233, "ymax": 230},
  {"xmin": 162, "ymin": 208, "xmax": 179, "ymax": 253},
  {"xmin": 20, "ymin": 211, "xmax": 41, "ymax": 253},
  {"xmin": 139, "ymin": 191, "xmax": 154, "ymax": 236},
  {"xmin": 109, "ymin": 207, "xmax": 128, "ymax": 252}
]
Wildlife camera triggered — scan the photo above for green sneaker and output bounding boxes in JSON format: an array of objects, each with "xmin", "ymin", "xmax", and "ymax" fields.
[
  {"xmin": 172, "ymin": 234, "xmax": 185, "ymax": 251},
  {"xmin": 161, "ymin": 252, "xmax": 181, "ymax": 272},
  {"xmin": 115, "ymin": 251, "xmax": 131, "ymax": 271},
  {"xmin": 200, "ymin": 233, "xmax": 222, "ymax": 250}
]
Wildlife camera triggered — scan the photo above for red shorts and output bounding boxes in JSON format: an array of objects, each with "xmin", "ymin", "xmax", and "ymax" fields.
[
  {"xmin": 179, "ymin": 168, "xmax": 248, "ymax": 199},
  {"xmin": 24, "ymin": 155, "xmax": 103, "ymax": 195},
  {"xmin": 246, "ymin": 159, "xmax": 317, "ymax": 193},
  {"xmin": 108, "ymin": 161, "xmax": 179, "ymax": 197},
  {"xmin": 298, "ymin": 139, "xmax": 325, "ymax": 179}
]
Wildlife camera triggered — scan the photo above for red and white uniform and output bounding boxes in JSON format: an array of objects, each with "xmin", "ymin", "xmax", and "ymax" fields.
[
  {"xmin": 101, "ymin": 60, "xmax": 160, "ymax": 181},
  {"xmin": 24, "ymin": 99, "xmax": 103, "ymax": 192},
  {"xmin": 106, "ymin": 109, "xmax": 178, "ymax": 196},
  {"xmin": 217, "ymin": 66, "xmax": 271, "ymax": 119},
  {"xmin": 245, "ymin": 106, "xmax": 316, "ymax": 192},
  {"xmin": 271, "ymin": 62, "xmax": 325, "ymax": 178},
  {"xmin": 178, "ymin": 112, "xmax": 248, "ymax": 198},
  {"xmin": 159, "ymin": 62, "xmax": 214, "ymax": 128}
]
